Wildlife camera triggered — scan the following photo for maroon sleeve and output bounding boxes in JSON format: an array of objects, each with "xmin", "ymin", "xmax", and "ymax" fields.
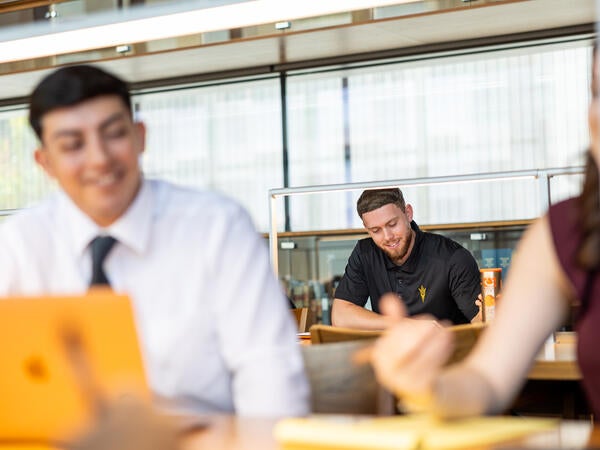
[{"xmin": 547, "ymin": 197, "xmax": 586, "ymax": 301}]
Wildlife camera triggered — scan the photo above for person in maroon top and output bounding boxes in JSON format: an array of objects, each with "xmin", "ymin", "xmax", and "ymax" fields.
[{"xmin": 365, "ymin": 45, "xmax": 600, "ymax": 419}]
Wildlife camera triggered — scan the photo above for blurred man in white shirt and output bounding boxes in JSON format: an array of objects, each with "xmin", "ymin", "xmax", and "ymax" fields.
[{"xmin": 0, "ymin": 65, "xmax": 309, "ymax": 417}]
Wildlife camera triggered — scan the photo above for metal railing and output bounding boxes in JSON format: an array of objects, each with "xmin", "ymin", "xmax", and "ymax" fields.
[{"xmin": 268, "ymin": 166, "xmax": 584, "ymax": 273}]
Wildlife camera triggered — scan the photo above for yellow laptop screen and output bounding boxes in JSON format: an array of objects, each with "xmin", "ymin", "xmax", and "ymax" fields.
[{"xmin": 0, "ymin": 291, "xmax": 149, "ymax": 445}]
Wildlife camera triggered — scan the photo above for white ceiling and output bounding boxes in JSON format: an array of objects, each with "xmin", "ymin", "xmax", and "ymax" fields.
[{"xmin": 0, "ymin": 0, "xmax": 595, "ymax": 101}]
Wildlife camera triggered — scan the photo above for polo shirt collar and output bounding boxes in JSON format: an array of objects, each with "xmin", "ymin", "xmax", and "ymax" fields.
[
  {"xmin": 384, "ymin": 221, "xmax": 422, "ymax": 272},
  {"xmin": 58, "ymin": 178, "xmax": 153, "ymax": 259}
]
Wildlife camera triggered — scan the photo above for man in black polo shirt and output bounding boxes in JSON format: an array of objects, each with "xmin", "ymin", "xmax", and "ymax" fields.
[{"xmin": 332, "ymin": 188, "xmax": 481, "ymax": 329}]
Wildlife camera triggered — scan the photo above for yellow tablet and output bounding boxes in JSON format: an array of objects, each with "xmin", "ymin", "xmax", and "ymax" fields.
[{"xmin": 0, "ymin": 291, "xmax": 149, "ymax": 446}]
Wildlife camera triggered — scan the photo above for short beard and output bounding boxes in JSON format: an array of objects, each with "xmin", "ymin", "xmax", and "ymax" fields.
[{"xmin": 384, "ymin": 230, "xmax": 415, "ymax": 265}]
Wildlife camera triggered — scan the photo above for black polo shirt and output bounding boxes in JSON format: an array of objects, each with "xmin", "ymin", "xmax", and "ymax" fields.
[{"xmin": 335, "ymin": 222, "xmax": 480, "ymax": 324}]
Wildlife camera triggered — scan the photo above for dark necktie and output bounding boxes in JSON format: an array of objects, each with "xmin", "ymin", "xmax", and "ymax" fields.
[{"xmin": 90, "ymin": 236, "xmax": 117, "ymax": 286}]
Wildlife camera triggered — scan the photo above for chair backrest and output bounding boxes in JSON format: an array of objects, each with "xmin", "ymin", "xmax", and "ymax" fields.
[
  {"xmin": 309, "ymin": 324, "xmax": 382, "ymax": 344},
  {"xmin": 310, "ymin": 322, "xmax": 486, "ymax": 363},
  {"xmin": 292, "ymin": 308, "xmax": 308, "ymax": 333},
  {"xmin": 300, "ymin": 340, "xmax": 395, "ymax": 415},
  {"xmin": 445, "ymin": 322, "xmax": 487, "ymax": 366},
  {"xmin": 292, "ymin": 307, "xmax": 318, "ymax": 333}
]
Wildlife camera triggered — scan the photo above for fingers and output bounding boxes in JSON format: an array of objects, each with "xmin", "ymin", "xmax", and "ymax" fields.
[
  {"xmin": 376, "ymin": 319, "xmax": 451, "ymax": 371},
  {"xmin": 352, "ymin": 345, "xmax": 373, "ymax": 366},
  {"xmin": 353, "ymin": 293, "xmax": 405, "ymax": 366},
  {"xmin": 370, "ymin": 318, "xmax": 454, "ymax": 405},
  {"xmin": 394, "ymin": 324, "xmax": 454, "ymax": 391},
  {"xmin": 359, "ymin": 293, "xmax": 455, "ymax": 409},
  {"xmin": 379, "ymin": 293, "xmax": 407, "ymax": 326},
  {"xmin": 411, "ymin": 314, "xmax": 451, "ymax": 331},
  {"xmin": 353, "ymin": 295, "xmax": 410, "ymax": 367},
  {"xmin": 475, "ymin": 293, "xmax": 483, "ymax": 309}
]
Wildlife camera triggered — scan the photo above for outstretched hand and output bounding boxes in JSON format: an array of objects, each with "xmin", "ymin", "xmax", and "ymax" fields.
[{"xmin": 361, "ymin": 293, "xmax": 455, "ymax": 412}]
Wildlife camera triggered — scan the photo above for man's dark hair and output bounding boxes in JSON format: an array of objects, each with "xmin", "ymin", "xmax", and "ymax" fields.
[
  {"xmin": 28, "ymin": 65, "xmax": 132, "ymax": 140},
  {"xmin": 356, "ymin": 188, "xmax": 406, "ymax": 218}
]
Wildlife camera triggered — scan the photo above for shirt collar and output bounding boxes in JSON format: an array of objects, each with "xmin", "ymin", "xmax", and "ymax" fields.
[
  {"xmin": 384, "ymin": 220, "xmax": 422, "ymax": 272},
  {"xmin": 58, "ymin": 178, "xmax": 153, "ymax": 258}
]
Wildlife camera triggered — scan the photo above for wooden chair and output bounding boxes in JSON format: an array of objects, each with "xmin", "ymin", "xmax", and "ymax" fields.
[
  {"xmin": 301, "ymin": 322, "xmax": 485, "ymax": 415},
  {"xmin": 292, "ymin": 307, "xmax": 317, "ymax": 333},
  {"xmin": 310, "ymin": 322, "xmax": 486, "ymax": 363},
  {"xmin": 301, "ymin": 340, "xmax": 395, "ymax": 415},
  {"xmin": 309, "ymin": 324, "xmax": 381, "ymax": 344}
]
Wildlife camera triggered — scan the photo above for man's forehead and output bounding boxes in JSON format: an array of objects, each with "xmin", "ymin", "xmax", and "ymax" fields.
[
  {"xmin": 41, "ymin": 97, "xmax": 130, "ymax": 138},
  {"xmin": 362, "ymin": 203, "xmax": 404, "ymax": 226}
]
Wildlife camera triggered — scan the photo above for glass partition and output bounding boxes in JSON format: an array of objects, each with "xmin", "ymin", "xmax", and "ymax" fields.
[{"xmin": 270, "ymin": 168, "xmax": 583, "ymax": 321}]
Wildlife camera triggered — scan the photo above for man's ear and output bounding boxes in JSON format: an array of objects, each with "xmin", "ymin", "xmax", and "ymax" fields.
[
  {"xmin": 134, "ymin": 121, "xmax": 146, "ymax": 155},
  {"xmin": 405, "ymin": 204, "xmax": 414, "ymax": 222},
  {"xmin": 34, "ymin": 147, "xmax": 55, "ymax": 178}
]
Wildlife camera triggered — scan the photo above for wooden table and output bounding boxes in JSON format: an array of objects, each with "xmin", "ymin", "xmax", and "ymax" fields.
[
  {"xmin": 517, "ymin": 336, "xmax": 587, "ymax": 419},
  {"xmin": 298, "ymin": 332, "xmax": 582, "ymax": 380},
  {"xmin": 528, "ymin": 337, "xmax": 581, "ymax": 381},
  {"xmin": 297, "ymin": 332, "xmax": 312, "ymax": 345},
  {"xmin": 298, "ymin": 331, "xmax": 585, "ymax": 419},
  {"xmin": 180, "ymin": 415, "xmax": 599, "ymax": 450},
  {"xmin": 180, "ymin": 415, "xmax": 278, "ymax": 450}
]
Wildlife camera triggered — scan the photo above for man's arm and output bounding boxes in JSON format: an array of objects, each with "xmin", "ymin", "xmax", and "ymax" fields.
[
  {"xmin": 332, "ymin": 298, "xmax": 388, "ymax": 330},
  {"xmin": 448, "ymin": 247, "xmax": 482, "ymax": 323},
  {"xmin": 471, "ymin": 294, "xmax": 483, "ymax": 323},
  {"xmin": 370, "ymin": 216, "xmax": 572, "ymax": 418},
  {"xmin": 332, "ymin": 241, "xmax": 386, "ymax": 330},
  {"xmin": 213, "ymin": 203, "xmax": 309, "ymax": 417},
  {"xmin": 471, "ymin": 308, "xmax": 483, "ymax": 323}
]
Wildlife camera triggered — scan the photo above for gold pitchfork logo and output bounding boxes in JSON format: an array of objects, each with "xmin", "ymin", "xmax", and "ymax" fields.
[{"xmin": 418, "ymin": 285, "xmax": 426, "ymax": 302}]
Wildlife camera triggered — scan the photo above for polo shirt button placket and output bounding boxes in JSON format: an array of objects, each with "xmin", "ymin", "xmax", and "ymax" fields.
[{"xmin": 396, "ymin": 277, "xmax": 404, "ymax": 298}]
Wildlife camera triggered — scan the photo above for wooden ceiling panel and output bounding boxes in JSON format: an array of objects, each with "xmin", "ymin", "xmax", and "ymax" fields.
[{"xmin": 0, "ymin": 0, "xmax": 594, "ymax": 102}]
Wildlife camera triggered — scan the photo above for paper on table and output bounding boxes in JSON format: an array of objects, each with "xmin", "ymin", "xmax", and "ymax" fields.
[{"xmin": 274, "ymin": 414, "xmax": 558, "ymax": 449}]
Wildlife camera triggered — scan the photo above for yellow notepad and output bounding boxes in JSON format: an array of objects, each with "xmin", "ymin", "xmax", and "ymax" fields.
[{"xmin": 274, "ymin": 414, "xmax": 558, "ymax": 449}]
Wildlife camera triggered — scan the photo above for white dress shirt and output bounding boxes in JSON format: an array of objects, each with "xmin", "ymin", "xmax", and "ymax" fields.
[{"xmin": 0, "ymin": 179, "xmax": 309, "ymax": 417}]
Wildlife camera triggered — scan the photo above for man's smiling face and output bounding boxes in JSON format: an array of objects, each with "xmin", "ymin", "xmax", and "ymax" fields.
[
  {"xmin": 362, "ymin": 203, "xmax": 415, "ymax": 265},
  {"xmin": 35, "ymin": 95, "xmax": 146, "ymax": 227}
]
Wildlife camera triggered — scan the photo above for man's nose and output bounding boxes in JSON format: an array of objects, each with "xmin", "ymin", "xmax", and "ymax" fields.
[
  {"xmin": 87, "ymin": 136, "xmax": 110, "ymax": 165},
  {"xmin": 383, "ymin": 228, "xmax": 393, "ymax": 240}
]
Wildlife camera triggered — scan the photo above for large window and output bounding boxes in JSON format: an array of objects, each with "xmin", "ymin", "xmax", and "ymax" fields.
[
  {"xmin": 287, "ymin": 41, "xmax": 591, "ymax": 230},
  {"xmin": 0, "ymin": 108, "xmax": 52, "ymax": 211},
  {"xmin": 134, "ymin": 77, "xmax": 283, "ymax": 231},
  {"xmin": 0, "ymin": 39, "xmax": 592, "ymax": 232}
]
